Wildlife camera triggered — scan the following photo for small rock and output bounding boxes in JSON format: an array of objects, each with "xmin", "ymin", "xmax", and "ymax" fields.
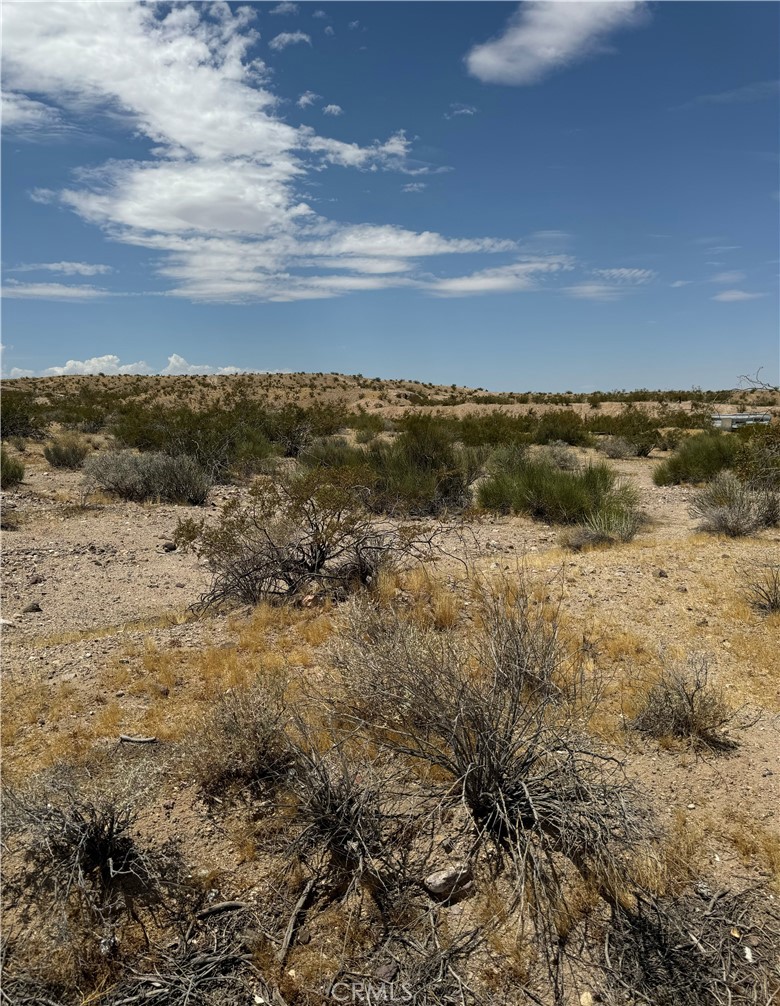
[
  {"xmin": 162, "ymin": 541, "xmax": 177, "ymax": 552},
  {"xmin": 677, "ymin": 586, "xmax": 688, "ymax": 593},
  {"xmin": 115, "ymin": 690, "xmax": 125, "ymax": 698},
  {"xmin": 373, "ymin": 962, "xmax": 399, "ymax": 982},
  {"xmin": 423, "ymin": 864, "xmax": 472, "ymax": 898},
  {"xmin": 22, "ymin": 602, "xmax": 42, "ymax": 613},
  {"xmin": 687, "ymin": 803, "xmax": 696, "ymax": 810},
  {"xmin": 658, "ymin": 570, "xmax": 668, "ymax": 578},
  {"xmin": 0, "ymin": 619, "xmax": 14, "ymax": 628},
  {"xmin": 28, "ymin": 574, "xmax": 45, "ymax": 585}
]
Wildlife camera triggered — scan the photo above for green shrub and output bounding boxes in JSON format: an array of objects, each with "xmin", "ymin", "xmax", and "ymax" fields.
[
  {"xmin": 653, "ymin": 433, "xmax": 738, "ymax": 485},
  {"xmin": 479, "ymin": 459, "xmax": 639, "ymax": 525},
  {"xmin": 559, "ymin": 508, "xmax": 644, "ymax": 550},
  {"xmin": 734, "ymin": 424, "xmax": 780, "ymax": 491},
  {"xmin": 1, "ymin": 390, "xmax": 44, "ymax": 440},
  {"xmin": 83, "ymin": 451, "xmax": 211, "ymax": 504},
  {"xmin": 537, "ymin": 441, "xmax": 580, "ymax": 470},
  {"xmin": 532, "ymin": 409, "xmax": 592, "ymax": 446},
  {"xmin": 43, "ymin": 434, "xmax": 90, "ymax": 469},
  {"xmin": 599, "ymin": 436, "xmax": 637, "ymax": 460},
  {"xmin": 1, "ymin": 447, "xmax": 24, "ymax": 487}
]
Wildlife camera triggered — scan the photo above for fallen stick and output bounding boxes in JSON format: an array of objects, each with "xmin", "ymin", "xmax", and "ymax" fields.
[
  {"xmin": 196, "ymin": 900, "xmax": 249, "ymax": 920},
  {"xmin": 277, "ymin": 876, "xmax": 317, "ymax": 964},
  {"xmin": 119, "ymin": 734, "xmax": 158, "ymax": 744}
]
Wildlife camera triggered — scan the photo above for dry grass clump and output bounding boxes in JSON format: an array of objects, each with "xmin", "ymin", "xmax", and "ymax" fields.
[
  {"xmin": 44, "ymin": 433, "xmax": 90, "ymax": 469},
  {"xmin": 744, "ymin": 563, "xmax": 780, "ymax": 614},
  {"xmin": 559, "ymin": 507, "xmax": 645, "ymax": 551},
  {"xmin": 629, "ymin": 654, "xmax": 738, "ymax": 751},
  {"xmin": 83, "ymin": 450, "xmax": 211, "ymax": 504}
]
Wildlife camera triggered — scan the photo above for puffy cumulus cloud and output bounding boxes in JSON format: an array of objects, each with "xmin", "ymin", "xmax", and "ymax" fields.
[
  {"xmin": 11, "ymin": 261, "xmax": 113, "ymax": 276},
  {"xmin": 712, "ymin": 290, "xmax": 767, "ymax": 303},
  {"xmin": 270, "ymin": 2, "xmax": 299, "ymax": 14},
  {"xmin": 297, "ymin": 90, "xmax": 320, "ymax": 108},
  {"xmin": 5, "ymin": 353, "xmax": 259, "ymax": 378},
  {"xmin": 466, "ymin": 1, "xmax": 649, "ymax": 86},
  {"xmin": 268, "ymin": 31, "xmax": 311, "ymax": 51},
  {"xmin": 2, "ymin": 280, "xmax": 108, "ymax": 300},
  {"xmin": 322, "ymin": 103, "xmax": 343, "ymax": 116}
]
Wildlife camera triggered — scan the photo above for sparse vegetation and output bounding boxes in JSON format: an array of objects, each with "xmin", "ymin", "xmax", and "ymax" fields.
[
  {"xmin": 745, "ymin": 563, "xmax": 780, "ymax": 614},
  {"xmin": 690, "ymin": 471, "xmax": 776, "ymax": 536},
  {"xmin": 630, "ymin": 655, "xmax": 737, "ymax": 751},
  {"xmin": 44, "ymin": 433, "xmax": 90, "ymax": 469},
  {"xmin": 1, "ymin": 446, "xmax": 24, "ymax": 487},
  {"xmin": 83, "ymin": 450, "xmax": 211, "ymax": 504}
]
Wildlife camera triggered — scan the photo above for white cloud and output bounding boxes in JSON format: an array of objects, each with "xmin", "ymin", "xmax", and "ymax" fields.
[
  {"xmin": 427, "ymin": 257, "xmax": 573, "ymax": 297},
  {"xmin": 312, "ymin": 10, "xmax": 327, "ymax": 18},
  {"xmin": 677, "ymin": 79, "xmax": 779, "ymax": 110},
  {"xmin": 1, "ymin": 91, "xmax": 63, "ymax": 133},
  {"xmin": 322, "ymin": 103, "xmax": 343, "ymax": 116},
  {"xmin": 269, "ymin": 31, "xmax": 311, "ymax": 51},
  {"xmin": 324, "ymin": 25, "xmax": 335, "ymax": 36},
  {"xmin": 0, "ymin": 4, "xmax": 590, "ymax": 304},
  {"xmin": 466, "ymin": 1, "xmax": 649, "ymax": 86},
  {"xmin": 565, "ymin": 283, "xmax": 626, "ymax": 302},
  {"xmin": 444, "ymin": 103, "xmax": 477, "ymax": 119},
  {"xmin": 670, "ymin": 280, "xmax": 693, "ymax": 288},
  {"xmin": 591, "ymin": 267, "xmax": 656, "ymax": 284},
  {"xmin": 402, "ymin": 182, "xmax": 426, "ymax": 193},
  {"xmin": 348, "ymin": 20, "xmax": 360, "ymax": 30},
  {"xmin": 710, "ymin": 270, "xmax": 746, "ymax": 284},
  {"xmin": 11, "ymin": 261, "xmax": 113, "ymax": 276},
  {"xmin": 270, "ymin": 2, "xmax": 299, "ymax": 14},
  {"xmin": 2, "ymin": 280, "xmax": 107, "ymax": 300},
  {"xmin": 297, "ymin": 90, "xmax": 320, "ymax": 108},
  {"xmin": 5, "ymin": 353, "xmax": 254, "ymax": 378},
  {"xmin": 712, "ymin": 289, "xmax": 767, "ymax": 302}
]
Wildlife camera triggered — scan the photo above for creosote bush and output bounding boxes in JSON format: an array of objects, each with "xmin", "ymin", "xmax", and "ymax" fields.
[
  {"xmin": 744, "ymin": 563, "xmax": 780, "ymax": 614},
  {"xmin": 44, "ymin": 433, "xmax": 90, "ymax": 469},
  {"xmin": 176, "ymin": 467, "xmax": 435, "ymax": 608},
  {"xmin": 599, "ymin": 435, "xmax": 638, "ymax": 459},
  {"xmin": 653, "ymin": 433, "xmax": 738, "ymax": 486},
  {"xmin": 630, "ymin": 655, "xmax": 737, "ymax": 751},
  {"xmin": 83, "ymin": 450, "xmax": 211, "ymax": 504},
  {"xmin": 1, "ymin": 446, "xmax": 24, "ymax": 487}
]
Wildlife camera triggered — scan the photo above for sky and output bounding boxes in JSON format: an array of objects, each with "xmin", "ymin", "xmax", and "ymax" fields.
[{"xmin": 1, "ymin": 0, "xmax": 778, "ymax": 391}]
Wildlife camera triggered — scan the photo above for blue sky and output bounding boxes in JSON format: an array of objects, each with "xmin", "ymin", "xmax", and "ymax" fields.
[{"xmin": 2, "ymin": 1, "xmax": 778, "ymax": 390}]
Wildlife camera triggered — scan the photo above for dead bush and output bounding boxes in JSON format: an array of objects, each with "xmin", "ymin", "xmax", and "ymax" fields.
[
  {"xmin": 602, "ymin": 887, "xmax": 780, "ymax": 1006},
  {"xmin": 630, "ymin": 655, "xmax": 737, "ymax": 751}
]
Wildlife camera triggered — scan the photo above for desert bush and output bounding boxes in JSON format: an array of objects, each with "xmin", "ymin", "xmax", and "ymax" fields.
[
  {"xmin": 175, "ymin": 468, "xmax": 433, "ymax": 608},
  {"xmin": 3, "ymin": 789, "xmax": 186, "ymax": 933},
  {"xmin": 1, "ymin": 389, "xmax": 45, "ymax": 439},
  {"xmin": 653, "ymin": 433, "xmax": 738, "ymax": 485},
  {"xmin": 479, "ymin": 458, "xmax": 639, "ymax": 525},
  {"xmin": 744, "ymin": 563, "xmax": 780, "ymax": 614},
  {"xmin": 689, "ymin": 471, "xmax": 774, "ymax": 537},
  {"xmin": 538, "ymin": 440, "xmax": 581, "ymax": 470},
  {"xmin": 300, "ymin": 436, "xmax": 365, "ymax": 470},
  {"xmin": 83, "ymin": 450, "xmax": 211, "ymax": 504},
  {"xmin": 559, "ymin": 507, "xmax": 644, "ymax": 550},
  {"xmin": 333, "ymin": 597, "xmax": 643, "ymax": 990},
  {"xmin": 189, "ymin": 682, "xmax": 293, "ymax": 801},
  {"xmin": 44, "ymin": 433, "xmax": 90, "ymax": 469},
  {"xmin": 734, "ymin": 423, "xmax": 780, "ymax": 491},
  {"xmin": 1, "ymin": 446, "xmax": 24, "ymax": 487},
  {"xmin": 533, "ymin": 409, "xmax": 592, "ymax": 446},
  {"xmin": 599, "ymin": 435, "xmax": 637, "ymax": 459},
  {"xmin": 630, "ymin": 655, "xmax": 736, "ymax": 751}
]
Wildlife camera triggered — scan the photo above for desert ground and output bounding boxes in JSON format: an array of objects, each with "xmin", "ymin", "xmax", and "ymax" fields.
[{"xmin": 2, "ymin": 373, "xmax": 779, "ymax": 1005}]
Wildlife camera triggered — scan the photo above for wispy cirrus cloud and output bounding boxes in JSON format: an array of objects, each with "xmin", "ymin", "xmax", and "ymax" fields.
[
  {"xmin": 675, "ymin": 79, "xmax": 779, "ymax": 110},
  {"xmin": 465, "ymin": 1, "xmax": 649, "ymax": 86},
  {"xmin": 710, "ymin": 270, "xmax": 746, "ymax": 285},
  {"xmin": 2, "ymin": 280, "xmax": 108, "ymax": 300},
  {"xmin": 268, "ymin": 31, "xmax": 311, "ymax": 51},
  {"xmin": 444, "ymin": 103, "xmax": 477, "ymax": 119},
  {"xmin": 591, "ymin": 267, "xmax": 656, "ymax": 284},
  {"xmin": 10, "ymin": 261, "xmax": 113, "ymax": 276}
]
